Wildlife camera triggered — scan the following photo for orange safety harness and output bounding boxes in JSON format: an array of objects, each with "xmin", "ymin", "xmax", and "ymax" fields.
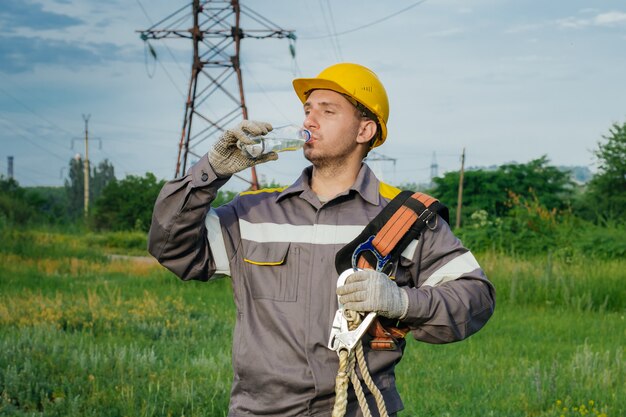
[{"xmin": 335, "ymin": 190, "xmax": 449, "ymax": 350}]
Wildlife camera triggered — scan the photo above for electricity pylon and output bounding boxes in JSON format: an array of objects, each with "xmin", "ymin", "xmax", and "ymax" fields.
[
  {"xmin": 139, "ymin": 0, "xmax": 295, "ymax": 188},
  {"xmin": 365, "ymin": 150, "xmax": 397, "ymax": 184}
]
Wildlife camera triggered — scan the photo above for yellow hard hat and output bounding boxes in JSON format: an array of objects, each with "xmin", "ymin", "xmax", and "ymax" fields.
[{"xmin": 292, "ymin": 62, "xmax": 389, "ymax": 148}]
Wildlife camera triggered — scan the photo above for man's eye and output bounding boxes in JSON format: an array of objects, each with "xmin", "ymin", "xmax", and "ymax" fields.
[{"xmin": 325, "ymin": 110, "xmax": 334, "ymax": 115}]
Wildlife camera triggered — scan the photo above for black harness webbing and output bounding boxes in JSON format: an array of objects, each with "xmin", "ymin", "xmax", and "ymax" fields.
[
  {"xmin": 335, "ymin": 190, "xmax": 449, "ymax": 274},
  {"xmin": 334, "ymin": 190, "xmax": 449, "ymax": 350}
]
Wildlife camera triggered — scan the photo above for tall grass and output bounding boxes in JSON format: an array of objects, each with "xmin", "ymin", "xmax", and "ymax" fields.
[
  {"xmin": 0, "ymin": 230, "xmax": 624, "ymax": 416},
  {"xmin": 0, "ymin": 253, "xmax": 234, "ymax": 416},
  {"xmin": 398, "ymin": 307, "xmax": 624, "ymax": 416},
  {"xmin": 0, "ymin": 228, "xmax": 148, "ymax": 259},
  {"xmin": 479, "ymin": 251, "xmax": 625, "ymax": 313}
]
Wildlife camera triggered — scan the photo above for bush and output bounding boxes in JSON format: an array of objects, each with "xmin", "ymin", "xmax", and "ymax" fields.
[
  {"xmin": 456, "ymin": 192, "xmax": 626, "ymax": 259},
  {"xmin": 91, "ymin": 173, "xmax": 165, "ymax": 232}
]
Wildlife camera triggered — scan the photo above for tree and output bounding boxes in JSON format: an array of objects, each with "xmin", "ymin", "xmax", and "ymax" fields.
[
  {"xmin": 0, "ymin": 176, "xmax": 36, "ymax": 225},
  {"xmin": 0, "ymin": 177, "xmax": 68, "ymax": 225},
  {"xmin": 580, "ymin": 121, "xmax": 626, "ymax": 222},
  {"xmin": 65, "ymin": 156, "xmax": 85, "ymax": 219},
  {"xmin": 498, "ymin": 156, "xmax": 573, "ymax": 210},
  {"xmin": 212, "ymin": 190, "xmax": 239, "ymax": 208},
  {"xmin": 91, "ymin": 173, "xmax": 165, "ymax": 231},
  {"xmin": 430, "ymin": 156, "xmax": 574, "ymax": 224},
  {"xmin": 64, "ymin": 157, "xmax": 116, "ymax": 220},
  {"xmin": 91, "ymin": 159, "xmax": 115, "ymax": 202},
  {"xmin": 24, "ymin": 186, "xmax": 71, "ymax": 224}
]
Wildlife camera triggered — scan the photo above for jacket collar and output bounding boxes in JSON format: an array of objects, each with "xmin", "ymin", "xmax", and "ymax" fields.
[{"xmin": 276, "ymin": 163, "xmax": 380, "ymax": 206}]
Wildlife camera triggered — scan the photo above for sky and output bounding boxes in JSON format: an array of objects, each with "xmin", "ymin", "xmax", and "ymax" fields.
[{"xmin": 1, "ymin": 0, "xmax": 625, "ymax": 191}]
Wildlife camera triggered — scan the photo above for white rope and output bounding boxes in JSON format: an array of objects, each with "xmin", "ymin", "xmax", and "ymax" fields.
[{"xmin": 331, "ymin": 310, "xmax": 389, "ymax": 417}]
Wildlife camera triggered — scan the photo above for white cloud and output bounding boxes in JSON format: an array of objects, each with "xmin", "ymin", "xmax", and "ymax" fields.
[
  {"xmin": 594, "ymin": 11, "xmax": 626, "ymax": 26},
  {"xmin": 556, "ymin": 10, "xmax": 626, "ymax": 29}
]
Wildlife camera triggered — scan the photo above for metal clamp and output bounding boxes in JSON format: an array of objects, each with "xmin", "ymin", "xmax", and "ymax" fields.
[
  {"xmin": 327, "ymin": 269, "xmax": 378, "ymax": 353},
  {"xmin": 419, "ymin": 207, "xmax": 438, "ymax": 230}
]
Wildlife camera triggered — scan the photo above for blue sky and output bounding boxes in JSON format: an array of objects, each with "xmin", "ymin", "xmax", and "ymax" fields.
[{"xmin": 1, "ymin": 0, "xmax": 625, "ymax": 191}]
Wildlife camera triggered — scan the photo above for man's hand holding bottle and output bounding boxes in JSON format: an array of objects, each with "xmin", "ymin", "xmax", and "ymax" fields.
[{"xmin": 208, "ymin": 120, "xmax": 278, "ymax": 177}]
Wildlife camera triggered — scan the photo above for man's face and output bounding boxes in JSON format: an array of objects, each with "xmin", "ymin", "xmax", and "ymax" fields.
[{"xmin": 301, "ymin": 89, "xmax": 363, "ymax": 166}]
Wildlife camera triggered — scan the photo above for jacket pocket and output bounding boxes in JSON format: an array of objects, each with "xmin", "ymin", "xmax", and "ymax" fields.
[{"xmin": 243, "ymin": 241, "xmax": 299, "ymax": 302}]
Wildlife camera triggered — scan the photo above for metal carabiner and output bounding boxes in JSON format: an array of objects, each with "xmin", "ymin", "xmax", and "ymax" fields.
[
  {"xmin": 328, "ymin": 310, "xmax": 377, "ymax": 353},
  {"xmin": 351, "ymin": 235, "xmax": 391, "ymax": 272},
  {"xmin": 327, "ymin": 269, "xmax": 378, "ymax": 353}
]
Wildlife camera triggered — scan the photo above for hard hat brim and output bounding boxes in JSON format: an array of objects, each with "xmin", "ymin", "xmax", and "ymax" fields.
[
  {"xmin": 292, "ymin": 78, "xmax": 387, "ymax": 147},
  {"xmin": 292, "ymin": 78, "xmax": 353, "ymax": 105}
]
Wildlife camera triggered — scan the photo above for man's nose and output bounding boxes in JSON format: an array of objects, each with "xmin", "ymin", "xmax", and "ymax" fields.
[{"xmin": 304, "ymin": 112, "xmax": 318, "ymax": 131}]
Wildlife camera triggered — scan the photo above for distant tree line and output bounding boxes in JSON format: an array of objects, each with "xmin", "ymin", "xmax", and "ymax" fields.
[
  {"xmin": 426, "ymin": 121, "xmax": 625, "ymax": 225},
  {"xmin": 419, "ymin": 121, "xmax": 625, "ymax": 258},
  {"xmin": 0, "ymin": 120, "xmax": 624, "ymax": 257}
]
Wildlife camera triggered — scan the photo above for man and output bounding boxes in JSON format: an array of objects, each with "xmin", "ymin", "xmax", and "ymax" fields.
[{"xmin": 148, "ymin": 62, "xmax": 495, "ymax": 416}]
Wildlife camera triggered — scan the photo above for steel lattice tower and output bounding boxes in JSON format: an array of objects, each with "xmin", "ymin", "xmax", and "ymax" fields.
[{"xmin": 139, "ymin": 0, "xmax": 294, "ymax": 188}]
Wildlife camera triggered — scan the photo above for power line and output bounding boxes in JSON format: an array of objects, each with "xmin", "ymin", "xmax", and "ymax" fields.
[
  {"xmin": 90, "ymin": 145, "xmax": 133, "ymax": 176},
  {"xmin": 0, "ymin": 160, "xmax": 57, "ymax": 180},
  {"xmin": 151, "ymin": 51, "xmax": 187, "ymax": 98},
  {"xmin": 89, "ymin": 120, "xmax": 179, "ymax": 135},
  {"xmin": 0, "ymin": 117, "xmax": 69, "ymax": 163},
  {"xmin": 319, "ymin": 0, "xmax": 342, "ymax": 61},
  {"xmin": 0, "ymin": 81, "xmax": 74, "ymax": 138},
  {"xmin": 242, "ymin": 67, "xmax": 293, "ymax": 124},
  {"xmin": 135, "ymin": 0, "xmax": 189, "ymax": 97},
  {"xmin": 301, "ymin": 0, "xmax": 429, "ymax": 40},
  {"xmin": 138, "ymin": 0, "xmax": 296, "ymax": 187},
  {"xmin": 10, "ymin": 170, "xmax": 49, "ymax": 186},
  {"xmin": 135, "ymin": 0, "xmax": 189, "ymax": 76}
]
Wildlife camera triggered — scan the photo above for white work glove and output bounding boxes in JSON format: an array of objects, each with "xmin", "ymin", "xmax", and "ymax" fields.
[
  {"xmin": 336, "ymin": 269, "xmax": 409, "ymax": 319},
  {"xmin": 208, "ymin": 120, "xmax": 278, "ymax": 177}
]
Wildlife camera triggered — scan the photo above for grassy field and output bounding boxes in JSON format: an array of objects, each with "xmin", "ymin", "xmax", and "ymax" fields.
[{"xmin": 0, "ymin": 229, "xmax": 624, "ymax": 416}]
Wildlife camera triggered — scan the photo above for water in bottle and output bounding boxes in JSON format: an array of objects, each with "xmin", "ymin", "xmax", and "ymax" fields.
[{"xmin": 242, "ymin": 125, "xmax": 311, "ymax": 158}]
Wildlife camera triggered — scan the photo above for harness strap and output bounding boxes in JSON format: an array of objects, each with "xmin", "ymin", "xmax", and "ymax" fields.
[
  {"xmin": 356, "ymin": 192, "xmax": 444, "ymax": 270},
  {"xmin": 336, "ymin": 190, "xmax": 449, "ymax": 350}
]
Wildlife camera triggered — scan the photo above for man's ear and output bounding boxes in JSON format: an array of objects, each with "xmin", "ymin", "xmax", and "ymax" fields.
[{"xmin": 356, "ymin": 119, "xmax": 377, "ymax": 145}]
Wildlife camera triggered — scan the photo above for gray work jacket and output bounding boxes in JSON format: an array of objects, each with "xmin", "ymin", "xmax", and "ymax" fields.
[{"xmin": 148, "ymin": 157, "xmax": 495, "ymax": 417}]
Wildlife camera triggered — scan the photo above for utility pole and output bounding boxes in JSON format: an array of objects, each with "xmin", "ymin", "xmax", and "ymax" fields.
[
  {"xmin": 71, "ymin": 118, "xmax": 101, "ymax": 218},
  {"xmin": 455, "ymin": 148, "xmax": 465, "ymax": 229},
  {"xmin": 429, "ymin": 151, "xmax": 438, "ymax": 185},
  {"xmin": 138, "ymin": 0, "xmax": 295, "ymax": 189},
  {"xmin": 7, "ymin": 156, "xmax": 13, "ymax": 179},
  {"xmin": 82, "ymin": 114, "xmax": 91, "ymax": 218}
]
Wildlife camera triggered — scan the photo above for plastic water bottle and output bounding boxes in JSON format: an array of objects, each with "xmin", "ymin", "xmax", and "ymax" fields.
[{"xmin": 242, "ymin": 125, "xmax": 311, "ymax": 158}]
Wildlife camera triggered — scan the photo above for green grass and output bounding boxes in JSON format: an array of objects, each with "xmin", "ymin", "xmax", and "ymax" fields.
[
  {"xmin": 398, "ymin": 308, "xmax": 624, "ymax": 416},
  {"xmin": 0, "ymin": 229, "xmax": 624, "ymax": 416}
]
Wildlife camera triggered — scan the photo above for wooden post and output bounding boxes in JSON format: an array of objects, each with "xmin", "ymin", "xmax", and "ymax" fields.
[
  {"xmin": 455, "ymin": 148, "xmax": 465, "ymax": 229},
  {"xmin": 83, "ymin": 114, "xmax": 91, "ymax": 218}
]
